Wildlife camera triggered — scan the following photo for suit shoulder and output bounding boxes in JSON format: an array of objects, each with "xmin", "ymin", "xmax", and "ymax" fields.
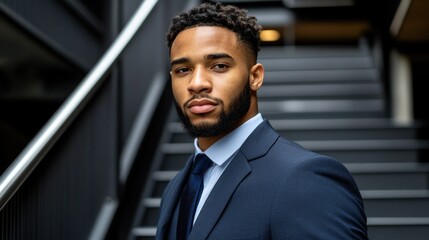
[
  {"xmin": 268, "ymin": 137, "xmax": 367, "ymax": 238},
  {"xmin": 271, "ymin": 135, "xmax": 356, "ymax": 186},
  {"xmin": 269, "ymin": 135, "xmax": 328, "ymax": 165}
]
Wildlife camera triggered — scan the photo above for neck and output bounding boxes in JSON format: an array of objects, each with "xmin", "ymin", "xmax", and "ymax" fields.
[
  {"xmin": 197, "ymin": 135, "xmax": 225, "ymax": 152},
  {"xmin": 197, "ymin": 110, "xmax": 258, "ymax": 151}
]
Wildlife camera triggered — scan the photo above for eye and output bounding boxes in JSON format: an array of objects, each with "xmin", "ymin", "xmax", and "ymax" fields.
[
  {"xmin": 174, "ymin": 67, "xmax": 191, "ymax": 75},
  {"xmin": 212, "ymin": 63, "xmax": 229, "ymax": 72}
]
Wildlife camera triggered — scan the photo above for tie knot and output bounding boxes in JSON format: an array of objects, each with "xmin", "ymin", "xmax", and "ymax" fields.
[{"xmin": 192, "ymin": 154, "xmax": 213, "ymax": 175}]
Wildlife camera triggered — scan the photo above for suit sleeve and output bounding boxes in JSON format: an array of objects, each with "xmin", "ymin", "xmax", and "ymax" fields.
[{"xmin": 270, "ymin": 155, "xmax": 368, "ymax": 239}]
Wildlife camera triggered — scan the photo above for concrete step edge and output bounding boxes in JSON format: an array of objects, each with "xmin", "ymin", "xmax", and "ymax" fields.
[
  {"xmin": 132, "ymin": 227, "xmax": 157, "ymax": 237},
  {"xmin": 367, "ymin": 217, "xmax": 429, "ymax": 226},
  {"xmin": 345, "ymin": 162, "xmax": 429, "ymax": 173},
  {"xmin": 361, "ymin": 189, "xmax": 429, "ymax": 199}
]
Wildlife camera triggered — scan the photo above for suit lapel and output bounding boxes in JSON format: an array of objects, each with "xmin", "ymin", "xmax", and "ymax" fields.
[
  {"xmin": 189, "ymin": 151, "xmax": 251, "ymax": 240},
  {"xmin": 188, "ymin": 120, "xmax": 280, "ymax": 239},
  {"xmin": 239, "ymin": 120, "xmax": 280, "ymax": 161},
  {"xmin": 157, "ymin": 154, "xmax": 194, "ymax": 239}
]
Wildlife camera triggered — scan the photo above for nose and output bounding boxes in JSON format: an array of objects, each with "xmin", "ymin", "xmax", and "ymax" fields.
[{"xmin": 187, "ymin": 66, "xmax": 211, "ymax": 94}]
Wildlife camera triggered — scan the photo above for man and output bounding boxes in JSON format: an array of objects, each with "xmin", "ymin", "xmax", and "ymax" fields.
[{"xmin": 156, "ymin": 2, "xmax": 367, "ymax": 239}]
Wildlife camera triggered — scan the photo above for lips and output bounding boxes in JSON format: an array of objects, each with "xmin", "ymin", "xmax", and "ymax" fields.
[{"xmin": 187, "ymin": 98, "xmax": 218, "ymax": 114}]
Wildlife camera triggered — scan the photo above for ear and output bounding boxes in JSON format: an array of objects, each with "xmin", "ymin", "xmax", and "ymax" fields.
[{"xmin": 249, "ymin": 63, "xmax": 264, "ymax": 91}]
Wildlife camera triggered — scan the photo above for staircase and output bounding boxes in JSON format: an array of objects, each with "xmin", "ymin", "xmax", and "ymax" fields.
[{"xmin": 129, "ymin": 44, "xmax": 429, "ymax": 240}]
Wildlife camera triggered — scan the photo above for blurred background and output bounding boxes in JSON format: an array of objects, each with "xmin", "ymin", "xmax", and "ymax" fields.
[{"xmin": 0, "ymin": 0, "xmax": 429, "ymax": 239}]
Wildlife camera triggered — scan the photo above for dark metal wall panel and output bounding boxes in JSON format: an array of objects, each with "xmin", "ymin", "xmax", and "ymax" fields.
[
  {"xmin": 0, "ymin": 79, "xmax": 117, "ymax": 240},
  {"xmin": 0, "ymin": 0, "xmax": 104, "ymax": 70}
]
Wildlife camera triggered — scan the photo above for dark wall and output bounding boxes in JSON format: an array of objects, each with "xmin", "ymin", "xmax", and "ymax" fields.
[
  {"xmin": 0, "ymin": 0, "xmax": 117, "ymax": 239},
  {"xmin": 411, "ymin": 55, "xmax": 429, "ymax": 121},
  {"xmin": 0, "ymin": 77, "xmax": 118, "ymax": 239},
  {"xmin": 0, "ymin": 0, "xmax": 106, "ymax": 69},
  {"xmin": 0, "ymin": 0, "xmax": 110, "ymax": 171}
]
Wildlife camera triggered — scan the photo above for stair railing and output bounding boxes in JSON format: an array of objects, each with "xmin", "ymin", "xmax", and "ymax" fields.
[{"xmin": 0, "ymin": 0, "xmax": 159, "ymax": 211}]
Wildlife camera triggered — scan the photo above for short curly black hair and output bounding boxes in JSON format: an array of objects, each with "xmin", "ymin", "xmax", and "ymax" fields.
[{"xmin": 166, "ymin": 2, "xmax": 262, "ymax": 59}]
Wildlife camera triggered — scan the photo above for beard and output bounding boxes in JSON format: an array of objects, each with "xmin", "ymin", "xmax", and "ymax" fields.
[{"xmin": 175, "ymin": 81, "xmax": 251, "ymax": 138}]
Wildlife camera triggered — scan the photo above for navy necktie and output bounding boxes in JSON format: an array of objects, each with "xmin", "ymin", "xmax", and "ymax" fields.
[{"xmin": 177, "ymin": 153, "xmax": 213, "ymax": 240}]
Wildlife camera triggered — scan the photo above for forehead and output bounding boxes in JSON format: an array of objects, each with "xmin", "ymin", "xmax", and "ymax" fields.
[{"xmin": 170, "ymin": 26, "xmax": 242, "ymax": 60}]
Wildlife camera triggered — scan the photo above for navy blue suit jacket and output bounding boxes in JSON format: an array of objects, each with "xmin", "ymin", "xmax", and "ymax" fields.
[{"xmin": 156, "ymin": 120, "xmax": 368, "ymax": 239}]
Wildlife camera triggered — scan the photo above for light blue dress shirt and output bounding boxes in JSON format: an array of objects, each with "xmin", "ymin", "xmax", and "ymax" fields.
[{"xmin": 192, "ymin": 113, "xmax": 264, "ymax": 223}]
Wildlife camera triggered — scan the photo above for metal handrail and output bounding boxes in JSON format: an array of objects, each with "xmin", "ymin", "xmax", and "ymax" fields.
[{"xmin": 0, "ymin": 0, "xmax": 159, "ymax": 211}]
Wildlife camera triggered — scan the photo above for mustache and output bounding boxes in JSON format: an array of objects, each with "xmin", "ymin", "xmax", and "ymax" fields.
[{"xmin": 183, "ymin": 94, "xmax": 223, "ymax": 109}]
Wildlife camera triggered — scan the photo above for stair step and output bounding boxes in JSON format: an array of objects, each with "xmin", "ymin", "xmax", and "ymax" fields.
[
  {"xmin": 259, "ymin": 46, "xmax": 370, "ymax": 58},
  {"xmin": 269, "ymin": 118, "xmax": 418, "ymax": 129},
  {"xmin": 305, "ymin": 139, "xmax": 429, "ymax": 163},
  {"xmin": 136, "ymin": 198, "xmax": 162, "ymax": 228},
  {"xmin": 135, "ymin": 198, "xmax": 163, "ymax": 229},
  {"xmin": 345, "ymin": 162, "xmax": 429, "ymax": 173},
  {"xmin": 143, "ymin": 198, "xmax": 162, "ymax": 207},
  {"xmin": 160, "ymin": 139, "xmax": 429, "ymax": 167},
  {"xmin": 363, "ymin": 190, "xmax": 429, "ymax": 217},
  {"xmin": 346, "ymin": 163, "xmax": 429, "ymax": 190},
  {"xmin": 298, "ymin": 139, "xmax": 429, "ymax": 151},
  {"xmin": 260, "ymin": 56, "xmax": 373, "ymax": 71},
  {"xmin": 322, "ymin": 150, "xmax": 421, "ymax": 164},
  {"xmin": 368, "ymin": 218, "xmax": 429, "ymax": 240},
  {"xmin": 368, "ymin": 217, "xmax": 429, "ymax": 225},
  {"xmin": 264, "ymin": 69, "xmax": 378, "ymax": 84},
  {"xmin": 259, "ymin": 83, "xmax": 383, "ymax": 100},
  {"xmin": 362, "ymin": 189, "xmax": 429, "ymax": 199},
  {"xmin": 263, "ymin": 111, "xmax": 388, "ymax": 120},
  {"xmin": 258, "ymin": 99, "xmax": 384, "ymax": 114},
  {"xmin": 150, "ymin": 171, "xmax": 179, "ymax": 198},
  {"xmin": 280, "ymin": 129, "xmax": 414, "ymax": 141},
  {"xmin": 132, "ymin": 226, "xmax": 156, "ymax": 238},
  {"xmin": 168, "ymin": 119, "xmax": 418, "ymax": 142}
]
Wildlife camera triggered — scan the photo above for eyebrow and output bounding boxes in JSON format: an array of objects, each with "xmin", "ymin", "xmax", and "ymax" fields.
[
  {"xmin": 206, "ymin": 53, "xmax": 233, "ymax": 60},
  {"xmin": 170, "ymin": 53, "xmax": 234, "ymax": 68},
  {"xmin": 170, "ymin": 57, "xmax": 190, "ymax": 68}
]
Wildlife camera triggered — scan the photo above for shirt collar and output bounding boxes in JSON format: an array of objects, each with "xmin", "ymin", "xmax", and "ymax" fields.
[{"xmin": 193, "ymin": 113, "xmax": 264, "ymax": 166}]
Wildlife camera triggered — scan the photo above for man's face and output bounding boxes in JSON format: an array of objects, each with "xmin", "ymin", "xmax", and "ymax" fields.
[{"xmin": 170, "ymin": 26, "xmax": 254, "ymax": 138}]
